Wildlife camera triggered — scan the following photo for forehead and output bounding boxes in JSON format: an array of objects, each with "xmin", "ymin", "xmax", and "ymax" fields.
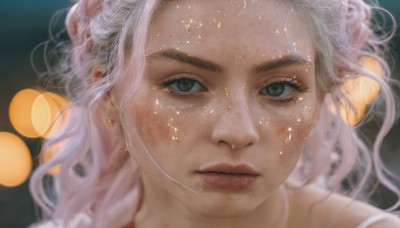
[{"xmin": 148, "ymin": 0, "xmax": 314, "ymax": 62}]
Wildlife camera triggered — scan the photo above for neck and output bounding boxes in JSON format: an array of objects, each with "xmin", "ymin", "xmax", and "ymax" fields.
[{"xmin": 134, "ymin": 179, "xmax": 289, "ymax": 228}]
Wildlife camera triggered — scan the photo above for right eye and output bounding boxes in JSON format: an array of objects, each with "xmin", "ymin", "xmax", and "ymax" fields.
[{"xmin": 164, "ymin": 77, "xmax": 206, "ymax": 93}]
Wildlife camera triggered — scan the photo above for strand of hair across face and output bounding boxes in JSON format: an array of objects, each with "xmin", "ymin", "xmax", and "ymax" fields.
[{"xmin": 127, "ymin": 127, "xmax": 203, "ymax": 194}]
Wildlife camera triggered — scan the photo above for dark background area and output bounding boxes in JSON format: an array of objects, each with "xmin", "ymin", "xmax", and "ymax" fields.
[{"xmin": 0, "ymin": 1, "xmax": 399, "ymax": 227}]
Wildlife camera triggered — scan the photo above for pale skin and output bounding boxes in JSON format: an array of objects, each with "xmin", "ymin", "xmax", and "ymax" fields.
[{"xmin": 103, "ymin": 0, "xmax": 400, "ymax": 227}]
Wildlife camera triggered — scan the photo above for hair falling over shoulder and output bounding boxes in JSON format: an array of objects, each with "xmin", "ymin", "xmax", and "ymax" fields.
[{"xmin": 29, "ymin": 0, "xmax": 399, "ymax": 227}]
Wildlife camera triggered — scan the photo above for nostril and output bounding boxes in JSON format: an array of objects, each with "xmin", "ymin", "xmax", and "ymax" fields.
[{"xmin": 218, "ymin": 140, "xmax": 254, "ymax": 151}]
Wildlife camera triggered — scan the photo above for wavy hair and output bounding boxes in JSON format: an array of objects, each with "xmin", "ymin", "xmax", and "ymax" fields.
[{"xmin": 29, "ymin": 0, "xmax": 399, "ymax": 227}]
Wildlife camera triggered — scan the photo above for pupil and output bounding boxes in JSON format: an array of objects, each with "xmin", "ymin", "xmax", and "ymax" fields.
[
  {"xmin": 267, "ymin": 83, "xmax": 285, "ymax": 96},
  {"xmin": 177, "ymin": 79, "xmax": 195, "ymax": 91}
]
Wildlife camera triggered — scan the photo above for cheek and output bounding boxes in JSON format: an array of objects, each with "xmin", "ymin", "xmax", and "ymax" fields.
[
  {"xmin": 272, "ymin": 109, "xmax": 316, "ymax": 167},
  {"xmin": 277, "ymin": 123, "xmax": 311, "ymax": 166},
  {"xmin": 134, "ymin": 105, "xmax": 173, "ymax": 150}
]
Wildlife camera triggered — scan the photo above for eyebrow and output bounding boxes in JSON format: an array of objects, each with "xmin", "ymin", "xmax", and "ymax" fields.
[
  {"xmin": 252, "ymin": 55, "xmax": 312, "ymax": 74},
  {"xmin": 147, "ymin": 49, "xmax": 223, "ymax": 73},
  {"xmin": 146, "ymin": 49, "xmax": 311, "ymax": 74}
]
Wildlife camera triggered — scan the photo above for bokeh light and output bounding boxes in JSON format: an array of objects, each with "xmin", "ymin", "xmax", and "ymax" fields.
[
  {"xmin": 9, "ymin": 89, "xmax": 42, "ymax": 138},
  {"xmin": 335, "ymin": 56, "xmax": 384, "ymax": 126},
  {"xmin": 9, "ymin": 89, "xmax": 68, "ymax": 138},
  {"xmin": 31, "ymin": 92, "xmax": 68, "ymax": 138},
  {"xmin": 0, "ymin": 132, "xmax": 32, "ymax": 187}
]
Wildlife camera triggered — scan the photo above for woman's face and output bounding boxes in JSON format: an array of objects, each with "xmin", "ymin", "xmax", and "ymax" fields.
[{"xmin": 126, "ymin": 0, "xmax": 320, "ymax": 217}]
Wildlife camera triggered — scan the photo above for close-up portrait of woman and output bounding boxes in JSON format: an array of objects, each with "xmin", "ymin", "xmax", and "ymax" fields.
[{"xmin": 27, "ymin": 0, "xmax": 400, "ymax": 227}]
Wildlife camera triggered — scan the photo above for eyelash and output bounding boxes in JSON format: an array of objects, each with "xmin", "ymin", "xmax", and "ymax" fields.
[
  {"xmin": 161, "ymin": 75, "xmax": 310, "ymax": 103},
  {"xmin": 161, "ymin": 75, "xmax": 207, "ymax": 96},
  {"xmin": 261, "ymin": 77, "xmax": 310, "ymax": 104}
]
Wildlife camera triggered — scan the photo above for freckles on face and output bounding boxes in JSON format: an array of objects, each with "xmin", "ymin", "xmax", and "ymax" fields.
[
  {"xmin": 274, "ymin": 116, "xmax": 313, "ymax": 167},
  {"xmin": 133, "ymin": 96, "xmax": 184, "ymax": 151},
  {"xmin": 128, "ymin": 1, "xmax": 321, "ymax": 208}
]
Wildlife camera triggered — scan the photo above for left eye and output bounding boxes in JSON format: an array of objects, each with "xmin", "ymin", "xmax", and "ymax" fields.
[
  {"xmin": 260, "ymin": 82, "xmax": 295, "ymax": 97},
  {"xmin": 164, "ymin": 78, "xmax": 205, "ymax": 93}
]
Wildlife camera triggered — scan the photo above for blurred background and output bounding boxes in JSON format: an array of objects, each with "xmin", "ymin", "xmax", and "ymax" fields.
[{"xmin": 0, "ymin": 0, "xmax": 399, "ymax": 227}]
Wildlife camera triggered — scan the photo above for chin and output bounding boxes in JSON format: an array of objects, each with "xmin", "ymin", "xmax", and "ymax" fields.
[{"xmin": 188, "ymin": 194, "xmax": 262, "ymax": 219}]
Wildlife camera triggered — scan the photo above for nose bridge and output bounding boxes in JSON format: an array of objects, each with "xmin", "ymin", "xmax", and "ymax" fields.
[{"xmin": 211, "ymin": 87, "xmax": 260, "ymax": 149}]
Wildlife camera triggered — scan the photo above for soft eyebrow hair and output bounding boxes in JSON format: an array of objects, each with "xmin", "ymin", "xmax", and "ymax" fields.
[
  {"xmin": 252, "ymin": 55, "xmax": 312, "ymax": 74},
  {"xmin": 146, "ymin": 49, "xmax": 223, "ymax": 73},
  {"xmin": 146, "ymin": 49, "xmax": 312, "ymax": 74}
]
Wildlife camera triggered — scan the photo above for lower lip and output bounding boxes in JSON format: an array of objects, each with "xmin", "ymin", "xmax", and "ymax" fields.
[{"xmin": 196, "ymin": 172, "xmax": 258, "ymax": 190}]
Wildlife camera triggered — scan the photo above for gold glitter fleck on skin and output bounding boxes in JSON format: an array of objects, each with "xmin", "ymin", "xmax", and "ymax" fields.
[
  {"xmin": 217, "ymin": 22, "xmax": 222, "ymax": 29},
  {"xmin": 176, "ymin": 5, "xmax": 180, "ymax": 9},
  {"xmin": 172, "ymin": 136, "xmax": 179, "ymax": 141},
  {"xmin": 224, "ymin": 88, "xmax": 229, "ymax": 97},
  {"xmin": 167, "ymin": 117, "xmax": 180, "ymax": 141},
  {"xmin": 297, "ymin": 118, "xmax": 301, "ymax": 122},
  {"xmin": 285, "ymin": 133, "xmax": 292, "ymax": 143},
  {"xmin": 279, "ymin": 151, "xmax": 283, "ymax": 155}
]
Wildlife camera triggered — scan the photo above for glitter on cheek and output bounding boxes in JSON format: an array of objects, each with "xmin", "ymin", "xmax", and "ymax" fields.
[
  {"xmin": 258, "ymin": 117, "xmax": 271, "ymax": 126},
  {"xmin": 277, "ymin": 125, "xmax": 302, "ymax": 166},
  {"xmin": 135, "ymin": 106, "xmax": 175, "ymax": 149},
  {"xmin": 224, "ymin": 88, "xmax": 230, "ymax": 97}
]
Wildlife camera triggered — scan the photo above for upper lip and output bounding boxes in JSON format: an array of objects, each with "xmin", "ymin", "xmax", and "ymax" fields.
[{"xmin": 196, "ymin": 163, "xmax": 260, "ymax": 176}]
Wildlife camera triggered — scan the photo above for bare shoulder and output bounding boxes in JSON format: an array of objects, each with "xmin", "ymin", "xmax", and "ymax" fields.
[{"xmin": 286, "ymin": 182, "xmax": 400, "ymax": 228}]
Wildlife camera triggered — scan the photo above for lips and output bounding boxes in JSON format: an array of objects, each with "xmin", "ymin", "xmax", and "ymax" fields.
[{"xmin": 195, "ymin": 164, "xmax": 260, "ymax": 190}]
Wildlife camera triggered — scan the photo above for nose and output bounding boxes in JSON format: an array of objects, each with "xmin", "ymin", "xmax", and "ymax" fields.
[{"xmin": 211, "ymin": 99, "xmax": 260, "ymax": 151}]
